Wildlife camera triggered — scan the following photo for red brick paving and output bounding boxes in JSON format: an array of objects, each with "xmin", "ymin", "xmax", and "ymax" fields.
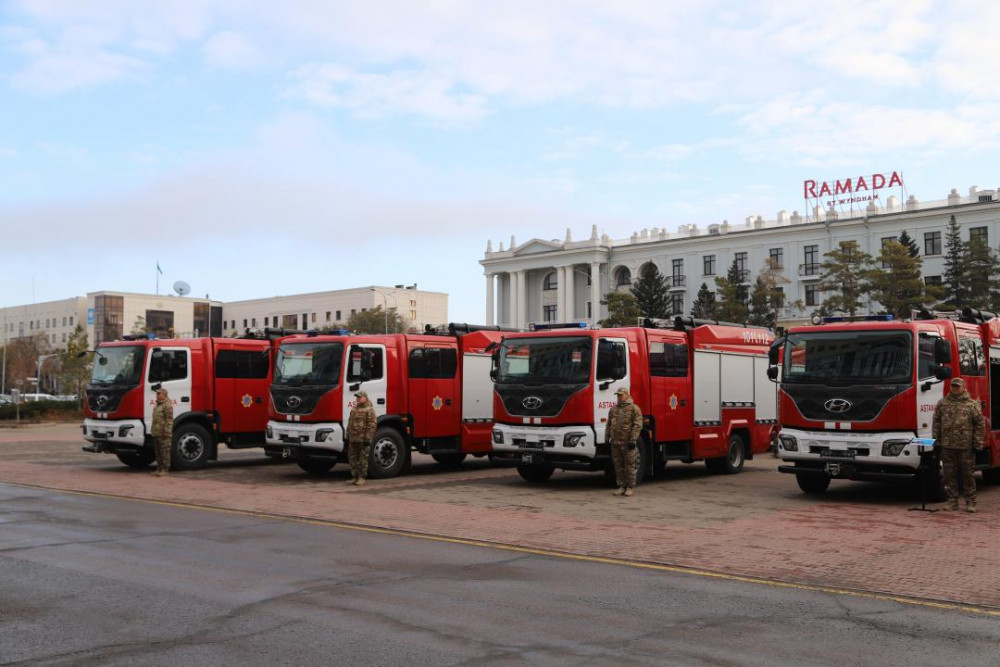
[{"xmin": 2, "ymin": 423, "xmax": 998, "ymax": 609}]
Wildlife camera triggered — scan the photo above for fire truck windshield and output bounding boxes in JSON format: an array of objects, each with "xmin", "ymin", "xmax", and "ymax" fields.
[
  {"xmin": 496, "ymin": 336, "xmax": 592, "ymax": 384},
  {"xmin": 783, "ymin": 331, "xmax": 913, "ymax": 385},
  {"xmin": 274, "ymin": 342, "xmax": 344, "ymax": 386},
  {"xmin": 90, "ymin": 346, "xmax": 145, "ymax": 386}
]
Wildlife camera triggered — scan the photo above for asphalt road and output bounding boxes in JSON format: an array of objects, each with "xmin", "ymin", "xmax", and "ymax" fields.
[{"xmin": 2, "ymin": 483, "xmax": 999, "ymax": 667}]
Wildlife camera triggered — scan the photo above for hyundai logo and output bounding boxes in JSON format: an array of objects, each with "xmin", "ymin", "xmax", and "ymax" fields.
[
  {"xmin": 521, "ymin": 396, "xmax": 543, "ymax": 410},
  {"xmin": 96, "ymin": 395, "xmax": 109, "ymax": 408},
  {"xmin": 824, "ymin": 398, "xmax": 853, "ymax": 414},
  {"xmin": 286, "ymin": 396, "xmax": 302, "ymax": 409}
]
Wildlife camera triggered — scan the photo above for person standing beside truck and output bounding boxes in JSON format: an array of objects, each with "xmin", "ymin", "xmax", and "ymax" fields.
[
  {"xmin": 150, "ymin": 386, "xmax": 173, "ymax": 476},
  {"xmin": 346, "ymin": 390, "xmax": 378, "ymax": 487},
  {"xmin": 932, "ymin": 377, "xmax": 985, "ymax": 512},
  {"xmin": 607, "ymin": 387, "xmax": 643, "ymax": 497}
]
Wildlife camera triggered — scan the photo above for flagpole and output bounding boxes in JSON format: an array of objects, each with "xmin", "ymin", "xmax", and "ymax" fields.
[{"xmin": 156, "ymin": 260, "xmax": 159, "ymax": 295}]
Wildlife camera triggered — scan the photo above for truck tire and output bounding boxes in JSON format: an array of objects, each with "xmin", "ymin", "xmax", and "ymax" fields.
[
  {"xmin": 116, "ymin": 449, "xmax": 155, "ymax": 469},
  {"xmin": 982, "ymin": 467, "xmax": 1000, "ymax": 485},
  {"xmin": 431, "ymin": 452, "xmax": 467, "ymax": 468},
  {"xmin": 296, "ymin": 457, "xmax": 335, "ymax": 475},
  {"xmin": 172, "ymin": 423, "xmax": 213, "ymax": 470},
  {"xmin": 705, "ymin": 433, "xmax": 746, "ymax": 475},
  {"xmin": 517, "ymin": 462, "xmax": 555, "ymax": 483},
  {"xmin": 796, "ymin": 472, "xmax": 831, "ymax": 494},
  {"xmin": 369, "ymin": 427, "xmax": 408, "ymax": 478}
]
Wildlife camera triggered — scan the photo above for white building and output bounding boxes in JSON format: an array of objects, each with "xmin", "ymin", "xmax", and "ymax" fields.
[
  {"xmin": 1, "ymin": 297, "xmax": 88, "ymax": 349},
  {"xmin": 221, "ymin": 285, "xmax": 447, "ymax": 334},
  {"xmin": 480, "ymin": 184, "xmax": 1000, "ymax": 328}
]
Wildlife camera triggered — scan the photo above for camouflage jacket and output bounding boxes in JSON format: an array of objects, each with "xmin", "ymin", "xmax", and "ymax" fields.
[
  {"xmin": 150, "ymin": 399, "xmax": 173, "ymax": 438},
  {"xmin": 347, "ymin": 403, "xmax": 377, "ymax": 445},
  {"xmin": 607, "ymin": 398, "xmax": 643, "ymax": 446},
  {"xmin": 932, "ymin": 392, "xmax": 985, "ymax": 450}
]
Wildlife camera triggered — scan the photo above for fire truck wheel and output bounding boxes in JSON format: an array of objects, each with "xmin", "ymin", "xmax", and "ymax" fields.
[
  {"xmin": 983, "ymin": 467, "xmax": 1000, "ymax": 485},
  {"xmin": 171, "ymin": 423, "xmax": 212, "ymax": 470},
  {"xmin": 517, "ymin": 462, "xmax": 555, "ymax": 483},
  {"xmin": 369, "ymin": 427, "xmax": 407, "ymax": 478},
  {"xmin": 296, "ymin": 458, "xmax": 335, "ymax": 475},
  {"xmin": 706, "ymin": 433, "xmax": 746, "ymax": 475},
  {"xmin": 431, "ymin": 452, "xmax": 467, "ymax": 468},
  {"xmin": 795, "ymin": 473, "xmax": 831, "ymax": 494},
  {"xmin": 116, "ymin": 449, "xmax": 155, "ymax": 469}
]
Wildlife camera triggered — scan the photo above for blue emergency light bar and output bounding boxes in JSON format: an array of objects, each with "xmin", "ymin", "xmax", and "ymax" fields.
[
  {"xmin": 527, "ymin": 321, "xmax": 589, "ymax": 332},
  {"xmin": 816, "ymin": 314, "xmax": 894, "ymax": 324}
]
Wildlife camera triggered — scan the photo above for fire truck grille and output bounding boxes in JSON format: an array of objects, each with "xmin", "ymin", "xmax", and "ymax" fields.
[
  {"xmin": 85, "ymin": 386, "xmax": 132, "ymax": 413},
  {"xmin": 269, "ymin": 386, "xmax": 326, "ymax": 415},
  {"xmin": 786, "ymin": 383, "xmax": 907, "ymax": 422},
  {"xmin": 495, "ymin": 384, "xmax": 583, "ymax": 418}
]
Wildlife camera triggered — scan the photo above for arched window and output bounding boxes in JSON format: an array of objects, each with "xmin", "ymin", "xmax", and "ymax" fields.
[
  {"xmin": 543, "ymin": 271, "xmax": 558, "ymax": 290},
  {"xmin": 639, "ymin": 262, "xmax": 658, "ymax": 280},
  {"xmin": 614, "ymin": 266, "xmax": 632, "ymax": 287}
]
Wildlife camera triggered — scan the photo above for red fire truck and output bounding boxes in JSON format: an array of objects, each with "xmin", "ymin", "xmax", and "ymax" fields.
[
  {"xmin": 490, "ymin": 319, "xmax": 777, "ymax": 483},
  {"xmin": 267, "ymin": 324, "xmax": 507, "ymax": 478},
  {"xmin": 771, "ymin": 308, "xmax": 1000, "ymax": 494},
  {"xmin": 82, "ymin": 335, "xmax": 275, "ymax": 469}
]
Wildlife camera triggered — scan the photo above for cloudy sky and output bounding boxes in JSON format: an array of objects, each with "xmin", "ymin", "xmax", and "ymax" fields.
[{"xmin": 2, "ymin": 0, "xmax": 998, "ymax": 321}]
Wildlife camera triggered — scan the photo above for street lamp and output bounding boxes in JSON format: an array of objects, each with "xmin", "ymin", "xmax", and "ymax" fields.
[{"xmin": 369, "ymin": 288, "xmax": 399, "ymax": 334}]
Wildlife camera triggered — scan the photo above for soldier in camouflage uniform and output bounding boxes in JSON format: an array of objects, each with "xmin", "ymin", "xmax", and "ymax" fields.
[
  {"xmin": 150, "ymin": 387, "xmax": 173, "ymax": 476},
  {"xmin": 346, "ymin": 390, "xmax": 378, "ymax": 486},
  {"xmin": 932, "ymin": 377, "xmax": 985, "ymax": 512},
  {"xmin": 607, "ymin": 387, "xmax": 643, "ymax": 497}
]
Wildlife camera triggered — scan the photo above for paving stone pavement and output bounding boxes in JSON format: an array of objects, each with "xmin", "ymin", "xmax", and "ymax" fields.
[{"xmin": 2, "ymin": 423, "xmax": 998, "ymax": 609}]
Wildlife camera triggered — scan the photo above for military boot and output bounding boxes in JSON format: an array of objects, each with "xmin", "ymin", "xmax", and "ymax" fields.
[
  {"xmin": 944, "ymin": 498, "xmax": 959, "ymax": 511},
  {"xmin": 966, "ymin": 500, "xmax": 978, "ymax": 513},
  {"xmin": 613, "ymin": 487, "xmax": 625, "ymax": 496},
  {"xmin": 623, "ymin": 488, "xmax": 634, "ymax": 497},
  {"xmin": 355, "ymin": 478, "xmax": 365, "ymax": 487},
  {"xmin": 345, "ymin": 477, "xmax": 357, "ymax": 485}
]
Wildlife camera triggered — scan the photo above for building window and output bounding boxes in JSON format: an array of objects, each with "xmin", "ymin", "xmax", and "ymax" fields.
[
  {"xmin": 69, "ymin": 316, "xmax": 73, "ymax": 326},
  {"xmin": 410, "ymin": 310, "xmax": 416, "ymax": 320},
  {"xmin": 614, "ymin": 266, "xmax": 631, "ymax": 287},
  {"xmin": 62, "ymin": 317, "xmax": 67, "ymax": 326},
  {"xmin": 62, "ymin": 333, "xmax": 67, "ymax": 342},
  {"xmin": 351, "ymin": 309, "xmax": 356, "ymax": 316},
  {"xmin": 805, "ymin": 284, "xmax": 818, "ymax": 307},
  {"xmin": 768, "ymin": 248, "xmax": 784, "ymax": 269},
  {"xmin": 670, "ymin": 293, "xmax": 684, "ymax": 315},
  {"xmin": 925, "ymin": 275, "xmax": 942, "ymax": 286},
  {"xmin": 773, "ymin": 287, "xmax": 785, "ymax": 309},
  {"xmin": 543, "ymin": 304, "xmax": 557, "ymax": 322},
  {"xmin": 802, "ymin": 245, "xmax": 819, "ymax": 276},
  {"xmin": 252, "ymin": 318, "xmax": 257, "ymax": 327},
  {"xmin": 671, "ymin": 259, "xmax": 684, "ymax": 288},
  {"xmin": 543, "ymin": 272, "xmax": 558, "ymax": 290},
  {"xmin": 243, "ymin": 319, "xmax": 248, "ymax": 328},
  {"xmin": 703, "ymin": 255, "xmax": 715, "ymax": 276},
  {"xmin": 336, "ymin": 310, "xmax": 341, "ymax": 321},
  {"xmin": 924, "ymin": 231, "xmax": 942, "ymax": 256},
  {"xmin": 735, "ymin": 252, "xmax": 748, "ymax": 281},
  {"xmin": 326, "ymin": 311, "xmax": 331, "ymax": 321},
  {"xmin": 970, "ymin": 226, "xmax": 988, "ymax": 245},
  {"xmin": 410, "ymin": 300, "xmax": 416, "ymax": 307}
]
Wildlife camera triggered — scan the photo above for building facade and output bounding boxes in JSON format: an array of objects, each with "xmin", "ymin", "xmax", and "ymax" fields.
[
  {"xmin": 480, "ymin": 185, "xmax": 1000, "ymax": 328},
  {"xmin": 220, "ymin": 285, "xmax": 447, "ymax": 334},
  {"xmin": 1, "ymin": 297, "xmax": 88, "ymax": 350}
]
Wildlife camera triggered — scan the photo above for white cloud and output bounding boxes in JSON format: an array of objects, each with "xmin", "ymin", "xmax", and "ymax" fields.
[{"xmin": 202, "ymin": 30, "xmax": 263, "ymax": 70}]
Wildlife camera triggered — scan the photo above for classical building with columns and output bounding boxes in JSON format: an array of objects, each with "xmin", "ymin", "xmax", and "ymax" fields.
[{"xmin": 480, "ymin": 183, "xmax": 1000, "ymax": 329}]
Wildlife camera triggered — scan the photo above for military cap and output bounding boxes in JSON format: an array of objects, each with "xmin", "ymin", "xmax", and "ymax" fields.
[
  {"xmin": 950, "ymin": 377, "xmax": 965, "ymax": 387},
  {"xmin": 355, "ymin": 390, "xmax": 369, "ymax": 399}
]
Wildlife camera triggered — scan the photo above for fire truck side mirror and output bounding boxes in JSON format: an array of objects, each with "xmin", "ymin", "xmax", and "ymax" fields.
[
  {"xmin": 767, "ymin": 338, "xmax": 783, "ymax": 365},
  {"xmin": 933, "ymin": 338, "xmax": 952, "ymax": 365},
  {"xmin": 767, "ymin": 366, "xmax": 778, "ymax": 381},
  {"xmin": 933, "ymin": 365, "xmax": 953, "ymax": 381}
]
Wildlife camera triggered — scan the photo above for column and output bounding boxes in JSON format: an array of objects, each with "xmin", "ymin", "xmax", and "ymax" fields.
[
  {"xmin": 516, "ymin": 270, "xmax": 527, "ymax": 329},
  {"xmin": 485, "ymin": 273, "xmax": 495, "ymax": 326},
  {"xmin": 590, "ymin": 262, "xmax": 601, "ymax": 326},
  {"xmin": 565, "ymin": 265, "xmax": 576, "ymax": 321},
  {"xmin": 557, "ymin": 266, "xmax": 567, "ymax": 321}
]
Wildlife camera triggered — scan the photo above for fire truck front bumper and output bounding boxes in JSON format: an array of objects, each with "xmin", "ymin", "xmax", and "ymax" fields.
[
  {"xmin": 775, "ymin": 427, "xmax": 923, "ymax": 481},
  {"xmin": 490, "ymin": 423, "xmax": 599, "ymax": 467},
  {"xmin": 82, "ymin": 418, "xmax": 146, "ymax": 451},
  {"xmin": 266, "ymin": 421, "xmax": 344, "ymax": 458}
]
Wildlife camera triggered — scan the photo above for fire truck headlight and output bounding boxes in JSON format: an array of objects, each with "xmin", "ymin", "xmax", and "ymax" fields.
[
  {"xmin": 316, "ymin": 429, "xmax": 333, "ymax": 443},
  {"xmin": 492, "ymin": 429, "xmax": 504, "ymax": 444},
  {"xmin": 564, "ymin": 432, "xmax": 586, "ymax": 448},
  {"xmin": 118, "ymin": 425, "xmax": 133, "ymax": 437},
  {"xmin": 881, "ymin": 439, "xmax": 909, "ymax": 457},
  {"xmin": 778, "ymin": 434, "xmax": 798, "ymax": 452},
  {"xmin": 266, "ymin": 426, "xmax": 273, "ymax": 439}
]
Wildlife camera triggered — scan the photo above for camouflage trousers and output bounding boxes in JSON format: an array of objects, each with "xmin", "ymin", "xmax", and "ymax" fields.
[
  {"xmin": 942, "ymin": 448, "xmax": 976, "ymax": 503},
  {"xmin": 154, "ymin": 436, "xmax": 171, "ymax": 470},
  {"xmin": 348, "ymin": 441, "xmax": 370, "ymax": 480},
  {"xmin": 611, "ymin": 442, "xmax": 638, "ymax": 489}
]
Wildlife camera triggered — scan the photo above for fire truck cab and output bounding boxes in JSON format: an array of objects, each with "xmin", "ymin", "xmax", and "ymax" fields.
[
  {"xmin": 771, "ymin": 309, "xmax": 1000, "ymax": 494},
  {"xmin": 490, "ymin": 319, "xmax": 777, "ymax": 483}
]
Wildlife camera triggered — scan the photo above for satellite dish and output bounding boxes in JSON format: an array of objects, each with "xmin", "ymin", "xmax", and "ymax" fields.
[{"xmin": 173, "ymin": 281, "xmax": 191, "ymax": 296}]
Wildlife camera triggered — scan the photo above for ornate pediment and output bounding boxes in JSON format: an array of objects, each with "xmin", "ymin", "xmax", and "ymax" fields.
[{"xmin": 513, "ymin": 239, "xmax": 563, "ymax": 255}]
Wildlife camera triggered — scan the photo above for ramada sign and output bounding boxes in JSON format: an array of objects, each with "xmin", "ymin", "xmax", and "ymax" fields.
[{"xmin": 804, "ymin": 171, "xmax": 904, "ymax": 206}]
